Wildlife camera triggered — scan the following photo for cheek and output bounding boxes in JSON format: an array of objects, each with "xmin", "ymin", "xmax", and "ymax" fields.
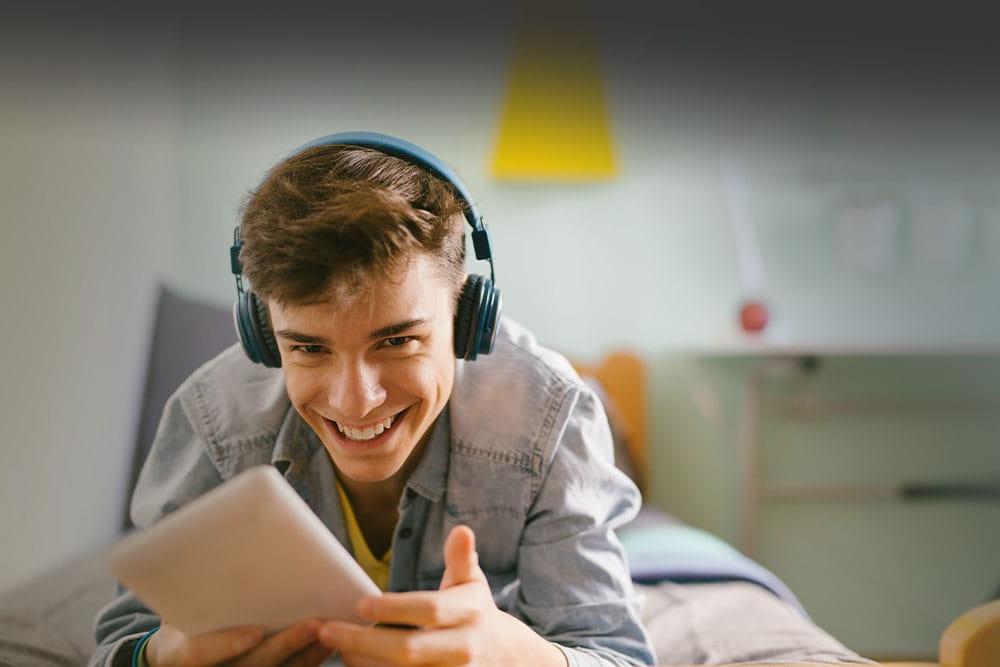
[
  {"xmin": 389, "ymin": 355, "xmax": 454, "ymax": 403},
  {"xmin": 282, "ymin": 370, "xmax": 322, "ymax": 408}
]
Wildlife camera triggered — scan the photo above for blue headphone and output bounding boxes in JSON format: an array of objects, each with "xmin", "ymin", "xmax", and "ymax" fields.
[{"xmin": 230, "ymin": 131, "xmax": 502, "ymax": 368}]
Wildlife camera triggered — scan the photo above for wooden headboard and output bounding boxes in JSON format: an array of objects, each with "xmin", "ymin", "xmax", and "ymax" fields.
[{"xmin": 571, "ymin": 351, "xmax": 649, "ymax": 493}]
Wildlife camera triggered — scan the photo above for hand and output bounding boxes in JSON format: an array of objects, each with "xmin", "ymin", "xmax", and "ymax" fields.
[
  {"xmin": 317, "ymin": 526, "xmax": 566, "ymax": 666},
  {"xmin": 144, "ymin": 618, "xmax": 332, "ymax": 667}
]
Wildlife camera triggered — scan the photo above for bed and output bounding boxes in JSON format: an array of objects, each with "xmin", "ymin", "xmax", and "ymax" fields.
[{"xmin": 0, "ymin": 287, "xmax": 996, "ymax": 667}]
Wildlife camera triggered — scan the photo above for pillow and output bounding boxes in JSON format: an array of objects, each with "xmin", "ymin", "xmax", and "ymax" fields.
[
  {"xmin": 0, "ymin": 548, "xmax": 112, "ymax": 665},
  {"xmin": 581, "ymin": 374, "xmax": 642, "ymax": 487}
]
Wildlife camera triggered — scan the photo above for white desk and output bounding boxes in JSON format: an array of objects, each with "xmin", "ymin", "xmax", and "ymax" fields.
[{"xmin": 687, "ymin": 342, "xmax": 1000, "ymax": 556}]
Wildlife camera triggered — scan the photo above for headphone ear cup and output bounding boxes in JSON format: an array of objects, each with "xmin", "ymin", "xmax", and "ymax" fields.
[
  {"xmin": 454, "ymin": 275, "xmax": 484, "ymax": 360},
  {"xmin": 250, "ymin": 293, "xmax": 281, "ymax": 368},
  {"xmin": 234, "ymin": 290, "xmax": 282, "ymax": 367}
]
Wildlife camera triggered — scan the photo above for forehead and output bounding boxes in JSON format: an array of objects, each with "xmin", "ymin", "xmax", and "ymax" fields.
[{"xmin": 269, "ymin": 254, "xmax": 450, "ymax": 331}]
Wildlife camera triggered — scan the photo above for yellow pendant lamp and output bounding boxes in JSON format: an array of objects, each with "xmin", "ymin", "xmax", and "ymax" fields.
[{"xmin": 491, "ymin": 16, "xmax": 617, "ymax": 181}]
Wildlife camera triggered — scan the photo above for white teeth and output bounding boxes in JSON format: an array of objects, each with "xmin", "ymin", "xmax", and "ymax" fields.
[{"xmin": 336, "ymin": 413, "xmax": 396, "ymax": 441}]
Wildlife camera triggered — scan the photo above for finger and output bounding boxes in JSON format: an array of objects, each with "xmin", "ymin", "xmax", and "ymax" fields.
[
  {"xmin": 320, "ymin": 622, "xmax": 472, "ymax": 665},
  {"xmin": 440, "ymin": 525, "xmax": 486, "ymax": 589},
  {"xmin": 282, "ymin": 641, "xmax": 334, "ymax": 667},
  {"xmin": 231, "ymin": 619, "xmax": 321, "ymax": 667},
  {"xmin": 357, "ymin": 588, "xmax": 482, "ymax": 628},
  {"xmin": 148, "ymin": 623, "xmax": 264, "ymax": 666}
]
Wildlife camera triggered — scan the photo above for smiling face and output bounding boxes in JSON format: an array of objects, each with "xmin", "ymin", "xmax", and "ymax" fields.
[{"xmin": 268, "ymin": 253, "xmax": 457, "ymax": 489}]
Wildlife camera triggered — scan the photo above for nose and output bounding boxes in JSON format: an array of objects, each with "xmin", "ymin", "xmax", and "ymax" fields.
[{"xmin": 327, "ymin": 359, "xmax": 387, "ymax": 423}]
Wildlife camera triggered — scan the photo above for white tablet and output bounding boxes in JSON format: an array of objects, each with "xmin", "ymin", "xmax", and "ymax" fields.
[{"xmin": 108, "ymin": 465, "xmax": 381, "ymax": 637}]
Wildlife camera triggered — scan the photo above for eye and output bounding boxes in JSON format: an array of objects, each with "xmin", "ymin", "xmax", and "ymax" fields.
[
  {"xmin": 290, "ymin": 344, "xmax": 326, "ymax": 355},
  {"xmin": 379, "ymin": 336, "xmax": 412, "ymax": 349}
]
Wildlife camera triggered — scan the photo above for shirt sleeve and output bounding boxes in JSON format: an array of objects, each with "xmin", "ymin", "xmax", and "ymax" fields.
[
  {"xmin": 89, "ymin": 388, "xmax": 224, "ymax": 667},
  {"xmin": 511, "ymin": 385, "xmax": 656, "ymax": 667}
]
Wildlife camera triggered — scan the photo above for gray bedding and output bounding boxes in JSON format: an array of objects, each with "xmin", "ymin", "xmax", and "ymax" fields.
[
  {"xmin": 635, "ymin": 581, "xmax": 871, "ymax": 665},
  {"xmin": 0, "ymin": 550, "xmax": 108, "ymax": 667}
]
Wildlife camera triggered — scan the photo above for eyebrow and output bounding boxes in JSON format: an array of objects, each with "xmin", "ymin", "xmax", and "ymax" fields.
[
  {"xmin": 275, "ymin": 318, "xmax": 429, "ymax": 346},
  {"xmin": 274, "ymin": 329, "xmax": 331, "ymax": 345},
  {"xmin": 368, "ymin": 318, "xmax": 428, "ymax": 341}
]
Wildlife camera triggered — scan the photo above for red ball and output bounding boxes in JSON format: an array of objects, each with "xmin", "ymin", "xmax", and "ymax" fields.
[{"xmin": 739, "ymin": 300, "xmax": 769, "ymax": 333}]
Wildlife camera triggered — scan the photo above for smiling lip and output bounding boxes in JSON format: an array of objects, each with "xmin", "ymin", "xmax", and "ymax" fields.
[{"xmin": 323, "ymin": 408, "xmax": 408, "ymax": 449}]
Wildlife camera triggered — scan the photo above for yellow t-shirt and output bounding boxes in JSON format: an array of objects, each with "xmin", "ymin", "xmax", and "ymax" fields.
[{"xmin": 336, "ymin": 482, "xmax": 392, "ymax": 592}]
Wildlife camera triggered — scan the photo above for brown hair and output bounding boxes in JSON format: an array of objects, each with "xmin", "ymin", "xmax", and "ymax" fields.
[{"xmin": 238, "ymin": 144, "xmax": 467, "ymax": 307}]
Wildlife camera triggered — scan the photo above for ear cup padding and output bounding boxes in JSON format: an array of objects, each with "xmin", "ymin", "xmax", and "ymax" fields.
[
  {"xmin": 234, "ymin": 291, "xmax": 262, "ymax": 365},
  {"xmin": 477, "ymin": 283, "xmax": 501, "ymax": 356},
  {"xmin": 454, "ymin": 275, "xmax": 485, "ymax": 360},
  {"xmin": 468, "ymin": 278, "xmax": 492, "ymax": 360}
]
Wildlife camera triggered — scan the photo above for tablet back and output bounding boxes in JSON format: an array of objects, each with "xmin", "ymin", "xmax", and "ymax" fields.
[{"xmin": 108, "ymin": 465, "xmax": 381, "ymax": 636}]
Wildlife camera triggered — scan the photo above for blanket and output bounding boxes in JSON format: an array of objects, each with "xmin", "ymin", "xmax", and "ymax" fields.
[{"xmin": 620, "ymin": 507, "xmax": 807, "ymax": 617}]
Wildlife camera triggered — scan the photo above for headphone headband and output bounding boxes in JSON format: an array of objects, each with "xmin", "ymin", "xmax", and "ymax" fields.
[
  {"xmin": 231, "ymin": 131, "xmax": 501, "ymax": 367},
  {"xmin": 291, "ymin": 132, "xmax": 495, "ymax": 280}
]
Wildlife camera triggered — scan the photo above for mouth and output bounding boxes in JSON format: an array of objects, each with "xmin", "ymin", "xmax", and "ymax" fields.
[{"xmin": 322, "ymin": 407, "xmax": 409, "ymax": 449}]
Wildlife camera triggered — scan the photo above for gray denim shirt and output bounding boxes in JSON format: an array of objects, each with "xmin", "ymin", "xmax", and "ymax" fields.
[{"xmin": 91, "ymin": 318, "xmax": 655, "ymax": 667}]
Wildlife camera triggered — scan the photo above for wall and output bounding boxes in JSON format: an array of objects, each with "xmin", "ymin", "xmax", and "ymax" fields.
[
  {"xmin": 0, "ymin": 15, "xmax": 179, "ymax": 591},
  {"xmin": 165, "ymin": 7, "xmax": 1000, "ymax": 355}
]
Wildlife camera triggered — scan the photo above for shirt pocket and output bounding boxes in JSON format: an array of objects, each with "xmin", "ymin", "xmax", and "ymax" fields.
[
  {"xmin": 416, "ymin": 563, "xmax": 520, "ymax": 606},
  {"xmin": 442, "ymin": 442, "xmax": 536, "ymax": 575}
]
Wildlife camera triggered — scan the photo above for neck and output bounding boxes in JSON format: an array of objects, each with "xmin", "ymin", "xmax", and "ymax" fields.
[
  {"xmin": 336, "ymin": 428, "xmax": 431, "ymax": 511},
  {"xmin": 337, "ymin": 472, "xmax": 405, "ymax": 513}
]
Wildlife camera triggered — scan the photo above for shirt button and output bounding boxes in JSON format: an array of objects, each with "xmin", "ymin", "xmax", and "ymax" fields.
[{"xmin": 399, "ymin": 527, "xmax": 413, "ymax": 539}]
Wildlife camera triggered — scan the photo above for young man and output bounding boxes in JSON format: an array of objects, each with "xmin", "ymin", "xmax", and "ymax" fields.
[{"xmin": 91, "ymin": 134, "xmax": 655, "ymax": 667}]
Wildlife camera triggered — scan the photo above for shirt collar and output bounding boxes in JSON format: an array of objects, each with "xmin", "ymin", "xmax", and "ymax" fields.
[
  {"xmin": 403, "ymin": 402, "xmax": 451, "ymax": 503},
  {"xmin": 271, "ymin": 406, "xmax": 319, "ymax": 489}
]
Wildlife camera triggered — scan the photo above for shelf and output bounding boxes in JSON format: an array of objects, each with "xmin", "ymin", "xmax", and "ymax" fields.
[
  {"xmin": 761, "ymin": 480, "xmax": 1000, "ymax": 502},
  {"xmin": 680, "ymin": 341, "xmax": 1000, "ymax": 359},
  {"xmin": 765, "ymin": 396, "xmax": 1000, "ymax": 417}
]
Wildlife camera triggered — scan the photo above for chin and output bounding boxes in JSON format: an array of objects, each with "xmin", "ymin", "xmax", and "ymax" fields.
[{"xmin": 333, "ymin": 458, "xmax": 406, "ymax": 484}]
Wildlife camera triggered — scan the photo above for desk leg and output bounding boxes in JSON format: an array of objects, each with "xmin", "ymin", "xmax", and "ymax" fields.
[{"xmin": 739, "ymin": 365, "xmax": 762, "ymax": 556}]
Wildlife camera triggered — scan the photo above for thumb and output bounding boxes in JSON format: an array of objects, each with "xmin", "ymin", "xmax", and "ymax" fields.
[{"xmin": 440, "ymin": 525, "xmax": 487, "ymax": 589}]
